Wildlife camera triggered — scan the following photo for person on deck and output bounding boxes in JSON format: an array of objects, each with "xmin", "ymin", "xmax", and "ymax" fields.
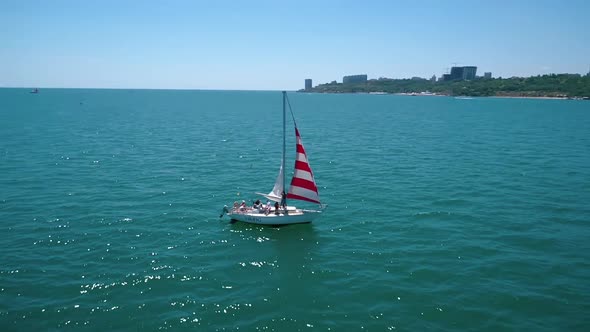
[
  {"xmin": 274, "ymin": 201, "xmax": 280, "ymax": 215},
  {"xmin": 280, "ymin": 191, "xmax": 288, "ymax": 215},
  {"xmin": 280, "ymin": 191, "xmax": 287, "ymax": 208}
]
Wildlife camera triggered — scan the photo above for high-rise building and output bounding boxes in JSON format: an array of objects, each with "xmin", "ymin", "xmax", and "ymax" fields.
[
  {"xmin": 343, "ymin": 74, "xmax": 368, "ymax": 84},
  {"xmin": 305, "ymin": 79, "xmax": 312, "ymax": 90},
  {"xmin": 484, "ymin": 72, "xmax": 492, "ymax": 79},
  {"xmin": 446, "ymin": 66, "xmax": 478, "ymax": 81},
  {"xmin": 449, "ymin": 67, "xmax": 464, "ymax": 80},
  {"xmin": 462, "ymin": 66, "xmax": 477, "ymax": 80}
]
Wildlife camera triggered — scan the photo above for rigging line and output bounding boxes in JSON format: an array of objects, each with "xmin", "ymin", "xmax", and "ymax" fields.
[{"xmin": 285, "ymin": 93, "xmax": 298, "ymax": 128}]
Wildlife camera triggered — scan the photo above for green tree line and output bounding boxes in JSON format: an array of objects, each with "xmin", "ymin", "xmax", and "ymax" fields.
[{"xmin": 305, "ymin": 74, "xmax": 590, "ymax": 98}]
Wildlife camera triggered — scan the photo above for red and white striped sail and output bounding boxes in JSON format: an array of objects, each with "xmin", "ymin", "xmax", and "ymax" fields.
[{"xmin": 287, "ymin": 128, "xmax": 321, "ymax": 204}]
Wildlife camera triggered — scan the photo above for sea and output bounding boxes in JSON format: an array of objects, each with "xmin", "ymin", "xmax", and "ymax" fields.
[{"xmin": 1, "ymin": 89, "xmax": 589, "ymax": 331}]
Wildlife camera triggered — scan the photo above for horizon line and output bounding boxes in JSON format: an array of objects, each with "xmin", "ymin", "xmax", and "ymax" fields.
[{"xmin": 0, "ymin": 86, "xmax": 300, "ymax": 92}]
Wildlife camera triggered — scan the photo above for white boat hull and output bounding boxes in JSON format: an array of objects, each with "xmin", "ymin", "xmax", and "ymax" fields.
[{"xmin": 228, "ymin": 208, "xmax": 321, "ymax": 225}]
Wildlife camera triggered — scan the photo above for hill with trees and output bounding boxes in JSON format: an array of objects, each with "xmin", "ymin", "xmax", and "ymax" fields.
[{"xmin": 304, "ymin": 74, "xmax": 590, "ymax": 98}]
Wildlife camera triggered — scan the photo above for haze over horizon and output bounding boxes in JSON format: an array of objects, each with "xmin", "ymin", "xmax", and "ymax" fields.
[{"xmin": 1, "ymin": 0, "xmax": 589, "ymax": 90}]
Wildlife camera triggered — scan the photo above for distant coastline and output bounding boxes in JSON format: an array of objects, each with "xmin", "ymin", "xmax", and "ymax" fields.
[
  {"xmin": 397, "ymin": 92, "xmax": 585, "ymax": 100},
  {"xmin": 302, "ymin": 91, "xmax": 588, "ymax": 101},
  {"xmin": 300, "ymin": 74, "xmax": 590, "ymax": 99}
]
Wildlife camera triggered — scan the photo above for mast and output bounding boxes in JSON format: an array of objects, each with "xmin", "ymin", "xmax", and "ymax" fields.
[{"xmin": 282, "ymin": 91, "xmax": 287, "ymax": 206}]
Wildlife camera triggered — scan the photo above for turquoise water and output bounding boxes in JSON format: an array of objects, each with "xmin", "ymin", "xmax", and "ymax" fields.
[{"xmin": 1, "ymin": 89, "xmax": 589, "ymax": 331}]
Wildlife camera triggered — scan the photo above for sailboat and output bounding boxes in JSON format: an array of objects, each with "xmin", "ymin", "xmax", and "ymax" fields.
[{"xmin": 222, "ymin": 91, "xmax": 324, "ymax": 225}]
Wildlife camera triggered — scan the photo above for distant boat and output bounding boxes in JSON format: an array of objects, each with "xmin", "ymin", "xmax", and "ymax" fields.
[
  {"xmin": 220, "ymin": 91, "xmax": 325, "ymax": 225},
  {"xmin": 30, "ymin": 88, "xmax": 39, "ymax": 94},
  {"xmin": 454, "ymin": 96, "xmax": 473, "ymax": 100}
]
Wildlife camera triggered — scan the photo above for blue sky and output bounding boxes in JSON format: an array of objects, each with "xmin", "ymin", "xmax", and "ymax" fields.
[{"xmin": 1, "ymin": 0, "xmax": 589, "ymax": 90}]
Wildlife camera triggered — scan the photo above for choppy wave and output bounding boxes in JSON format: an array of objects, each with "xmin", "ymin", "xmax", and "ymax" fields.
[{"xmin": 0, "ymin": 89, "xmax": 589, "ymax": 330}]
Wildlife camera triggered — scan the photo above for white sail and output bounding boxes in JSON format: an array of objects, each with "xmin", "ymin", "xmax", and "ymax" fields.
[{"xmin": 259, "ymin": 164, "xmax": 284, "ymax": 203}]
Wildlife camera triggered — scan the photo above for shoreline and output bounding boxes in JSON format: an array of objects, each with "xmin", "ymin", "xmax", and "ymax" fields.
[
  {"xmin": 303, "ymin": 91, "xmax": 588, "ymax": 100},
  {"xmin": 488, "ymin": 95, "xmax": 575, "ymax": 100}
]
